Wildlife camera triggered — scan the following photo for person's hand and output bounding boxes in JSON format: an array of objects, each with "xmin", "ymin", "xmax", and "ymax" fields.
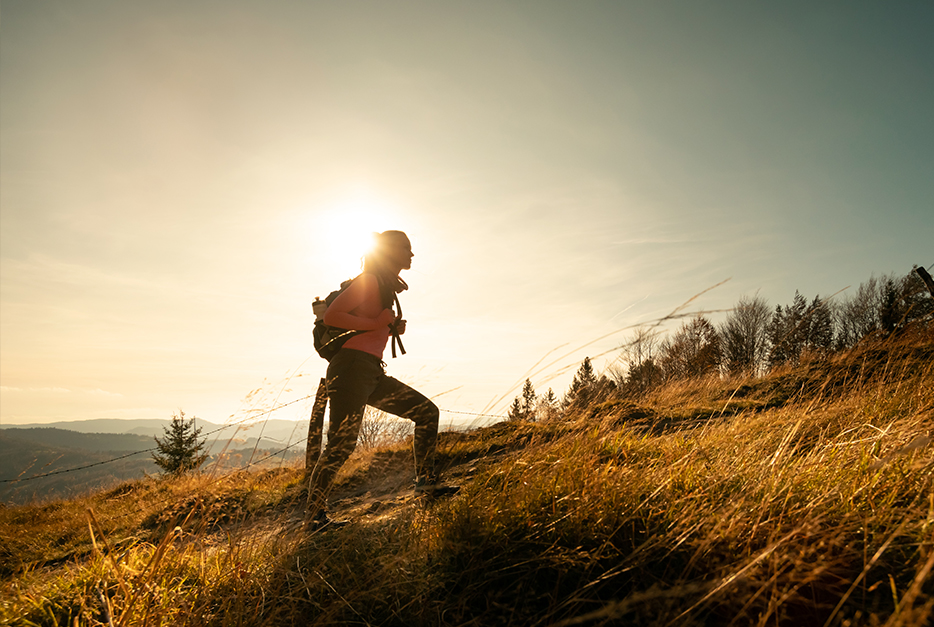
[
  {"xmin": 376, "ymin": 309, "xmax": 396, "ymax": 327},
  {"xmin": 394, "ymin": 318, "xmax": 407, "ymax": 335}
]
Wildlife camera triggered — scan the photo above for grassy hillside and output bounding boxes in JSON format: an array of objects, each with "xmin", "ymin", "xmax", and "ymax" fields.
[{"xmin": 1, "ymin": 327, "xmax": 931, "ymax": 626}]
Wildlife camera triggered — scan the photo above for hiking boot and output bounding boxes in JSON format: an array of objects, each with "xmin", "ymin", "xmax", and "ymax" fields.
[{"xmin": 414, "ymin": 476, "xmax": 460, "ymax": 499}]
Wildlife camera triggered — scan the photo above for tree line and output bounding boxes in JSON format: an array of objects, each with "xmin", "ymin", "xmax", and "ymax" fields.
[{"xmin": 508, "ymin": 268, "xmax": 933, "ymax": 421}]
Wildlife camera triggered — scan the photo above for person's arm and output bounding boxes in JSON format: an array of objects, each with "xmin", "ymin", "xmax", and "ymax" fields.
[{"xmin": 324, "ymin": 274, "xmax": 395, "ymax": 331}]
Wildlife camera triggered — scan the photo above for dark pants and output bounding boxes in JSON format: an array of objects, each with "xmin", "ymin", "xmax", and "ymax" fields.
[{"xmin": 307, "ymin": 349, "xmax": 439, "ymax": 513}]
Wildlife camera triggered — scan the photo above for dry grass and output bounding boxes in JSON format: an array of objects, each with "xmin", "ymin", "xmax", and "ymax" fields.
[{"xmin": 2, "ymin": 327, "xmax": 932, "ymax": 626}]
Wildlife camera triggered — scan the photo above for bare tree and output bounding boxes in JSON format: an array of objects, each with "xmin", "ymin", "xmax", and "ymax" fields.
[
  {"xmin": 720, "ymin": 295, "xmax": 771, "ymax": 377},
  {"xmin": 357, "ymin": 407, "xmax": 414, "ymax": 450},
  {"xmin": 613, "ymin": 326, "xmax": 665, "ymax": 396},
  {"xmin": 620, "ymin": 326, "xmax": 661, "ymax": 371},
  {"xmin": 834, "ymin": 271, "xmax": 933, "ymax": 348},
  {"xmin": 537, "ymin": 388, "xmax": 560, "ymax": 421},
  {"xmin": 834, "ymin": 276, "xmax": 884, "ymax": 349}
]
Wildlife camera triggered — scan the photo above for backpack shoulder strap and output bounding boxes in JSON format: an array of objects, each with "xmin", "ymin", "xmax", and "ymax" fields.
[
  {"xmin": 373, "ymin": 274, "xmax": 406, "ymax": 358},
  {"xmin": 390, "ymin": 291, "xmax": 406, "ymax": 357}
]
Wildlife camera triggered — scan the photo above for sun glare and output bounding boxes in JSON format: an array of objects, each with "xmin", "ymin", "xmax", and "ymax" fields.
[{"xmin": 314, "ymin": 190, "xmax": 402, "ymax": 276}]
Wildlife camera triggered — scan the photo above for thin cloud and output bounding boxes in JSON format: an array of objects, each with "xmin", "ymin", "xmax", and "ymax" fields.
[
  {"xmin": 0, "ymin": 386, "xmax": 73, "ymax": 394},
  {"xmin": 611, "ymin": 237, "xmax": 692, "ymax": 245},
  {"xmin": 87, "ymin": 389, "xmax": 124, "ymax": 398}
]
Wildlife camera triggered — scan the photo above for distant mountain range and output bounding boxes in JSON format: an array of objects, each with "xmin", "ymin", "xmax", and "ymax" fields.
[
  {"xmin": 2, "ymin": 417, "xmax": 312, "ymax": 445},
  {"xmin": 0, "ymin": 418, "xmax": 311, "ymax": 505}
]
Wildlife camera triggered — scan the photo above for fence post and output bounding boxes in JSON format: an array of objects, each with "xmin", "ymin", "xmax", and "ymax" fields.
[
  {"xmin": 915, "ymin": 266, "xmax": 934, "ymax": 299},
  {"xmin": 305, "ymin": 378, "xmax": 327, "ymax": 475}
]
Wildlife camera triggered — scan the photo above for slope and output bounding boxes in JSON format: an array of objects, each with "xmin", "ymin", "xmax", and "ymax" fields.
[{"xmin": 1, "ymin": 325, "xmax": 932, "ymax": 626}]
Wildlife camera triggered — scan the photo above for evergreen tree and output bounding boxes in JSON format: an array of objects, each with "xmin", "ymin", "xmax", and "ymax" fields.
[
  {"xmin": 768, "ymin": 292, "xmax": 834, "ymax": 367},
  {"xmin": 879, "ymin": 278, "xmax": 902, "ymax": 334},
  {"xmin": 520, "ymin": 379, "xmax": 537, "ymax": 421},
  {"xmin": 864, "ymin": 271, "xmax": 933, "ymax": 338},
  {"xmin": 152, "ymin": 411, "xmax": 208, "ymax": 475},
  {"xmin": 767, "ymin": 292, "xmax": 808, "ymax": 367},
  {"xmin": 507, "ymin": 397, "xmax": 524, "ymax": 422},
  {"xmin": 621, "ymin": 358, "xmax": 664, "ymax": 397},
  {"xmin": 576, "ymin": 357, "xmax": 597, "ymax": 388},
  {"xmin": 507, "ymin": 379, "xmax": 538, "ymax": 421},
  {"xmin": 657, "ymin": 316, "xmax": 721, "ymax": 380},
  {"xmin": 806, "ymin": 295, "xmax": 834, "ymax": 355},
  {"xmin": 564, "ymin": 357, "xmax": 598, "ymax": 410}
]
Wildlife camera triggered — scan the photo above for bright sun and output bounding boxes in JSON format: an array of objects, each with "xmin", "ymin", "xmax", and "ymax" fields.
[{"xmin": 316, "ymin": 190, "xmax": 400, "ymax": 273}]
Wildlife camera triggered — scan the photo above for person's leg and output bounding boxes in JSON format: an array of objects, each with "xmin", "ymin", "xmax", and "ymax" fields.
[
  {"xmin": 367, "ymin": 375, "xmax": 440, "ymax": 484},
  {"xmin": 307, "ymin": 350, "xmax": 383, "ymax": 518}
]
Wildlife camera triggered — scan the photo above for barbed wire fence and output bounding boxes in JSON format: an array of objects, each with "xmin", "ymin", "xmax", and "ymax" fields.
[
  {"xmin": 0, "ymin": 400, "xmax": 506, "ymax": 486},
  {"xmin": 0, "ymin": 394, "xmax": 510, "ymax": 536},
  {"xmin": 1, "ymin": 280, "xmax": 748, "ymax": 527},
  {"xmin": 0, "ymin": 299, "xmax": 718, "ymax": 489}
]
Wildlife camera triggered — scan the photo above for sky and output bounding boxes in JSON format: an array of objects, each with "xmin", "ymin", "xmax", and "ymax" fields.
[{"xmin": 2, "ymin": 1, "xmax": 932, "ymax": 429}]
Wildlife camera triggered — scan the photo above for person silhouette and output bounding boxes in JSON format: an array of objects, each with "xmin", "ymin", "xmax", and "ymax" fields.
[{"xmin": 306, "ymin": 230, "xmax": 458, "ymax": 528}]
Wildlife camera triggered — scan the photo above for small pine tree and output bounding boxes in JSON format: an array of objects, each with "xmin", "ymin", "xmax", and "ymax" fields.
[
  {"xmin": 520, "ymin": 379, "xmax": 537, "ymax": 421},
  {"xmin": 805, "ymin": 295, "xmax": 834, "ymax": 355},
  {"xmin": 507, "ymin": 397, "xmax": 524, "ymax": 422},
  {"xmin": 564, "ymin": 357, "xmax": 598, "ymax": 410},
  {"xmin": 767, "ymin": 291, "xmax": 808, "ymax": 368},
  {"xmin": 507, "ymin": 379, "xmax": 538, "ymax": 422},
  {"xmin": 623, "ymin": 358, "xmax": 664, "ymax": 396},
  {"xmin": 152, "ymin": 410, "xmax": 208, "ymax": 475},
  {"xmin": 879, "ymin": 278, "xmax": 902, "ymax": 334}
]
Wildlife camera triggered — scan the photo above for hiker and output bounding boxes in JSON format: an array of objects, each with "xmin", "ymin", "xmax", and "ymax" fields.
[{"xmin": 306, "ymin": 230, "xmax": 457, "ymax": 528}]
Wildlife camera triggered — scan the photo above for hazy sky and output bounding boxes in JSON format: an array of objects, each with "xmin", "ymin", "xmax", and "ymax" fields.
[{"xmin": 2, "ymin": 1, "xmax": 932, "ymax": 427}]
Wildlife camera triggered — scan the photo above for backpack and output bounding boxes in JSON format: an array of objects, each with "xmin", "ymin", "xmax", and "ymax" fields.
[{"xmin": 312, "ymin": 274, "xmax": 406, "ymax": 361}]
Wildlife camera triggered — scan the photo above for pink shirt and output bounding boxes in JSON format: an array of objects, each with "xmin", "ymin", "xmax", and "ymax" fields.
[{"xmin": 323, "ymin": 273, "xmax": 392, "ymax": 359}]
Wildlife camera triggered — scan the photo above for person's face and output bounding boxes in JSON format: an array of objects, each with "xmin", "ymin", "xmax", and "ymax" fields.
[{"xmin": 387, "ymin": 237, "xmax": 414, "ymax": 271}]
